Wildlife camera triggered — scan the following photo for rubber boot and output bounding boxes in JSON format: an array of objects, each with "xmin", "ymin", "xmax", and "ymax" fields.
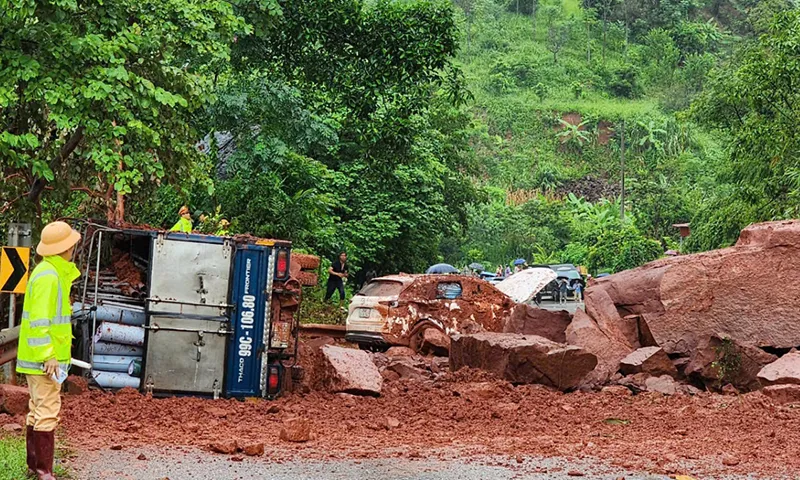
[
  {"xmin": 33, "ymin": 430, "xmax": 57, "ymax": 480},
  {"xmin": 26, "ymin": 426, "xmax": 36, "ymax": 477}
]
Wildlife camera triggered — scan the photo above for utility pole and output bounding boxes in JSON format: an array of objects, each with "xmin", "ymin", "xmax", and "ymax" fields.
[{"xmin": 620, "ymin": 119, "xmax": 626, "ymax": 220}]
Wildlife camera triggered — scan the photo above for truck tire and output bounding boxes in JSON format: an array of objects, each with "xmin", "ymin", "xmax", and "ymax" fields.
[
  {"xmin": 292, "ymin": 253, "xmax": 321, "ymax": 270},
  {"xmin": 295, "ymin": 271, "xmax": 318, "ymax": 286}
]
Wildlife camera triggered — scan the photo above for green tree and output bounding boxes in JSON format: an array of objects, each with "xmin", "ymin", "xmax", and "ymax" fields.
[
  {"xmin": 0, "ymin": 0, "xmax": 252, "ymax": 222},
  {"xmin": 692, "ymin": 10, "xmax": 800, "ymax": 220},
  {"xmin": 209, "ymin": 0, "xmax": 476, "ymax": 273}
]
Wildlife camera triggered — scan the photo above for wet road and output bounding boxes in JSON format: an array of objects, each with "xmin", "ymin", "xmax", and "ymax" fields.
[
  {"xmin": 535, "ymin": 298, "xmax": 583, "ymax": 314},
  {"xmin": 67, "ymin": 447, "xmax": 771, "ymax": 480}
]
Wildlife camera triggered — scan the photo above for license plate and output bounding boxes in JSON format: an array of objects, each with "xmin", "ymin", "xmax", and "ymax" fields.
[{"xmin": 358, "ymin": 308, "xmax": 371, "ymax": 319}]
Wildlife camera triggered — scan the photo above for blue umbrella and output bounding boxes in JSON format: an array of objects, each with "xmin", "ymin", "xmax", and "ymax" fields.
[
  {"xmin": 468, "ymin": 262, "xmax": 484, "ymax": 271},
  {"xmin": 513, "ymin": 258, "xmax": 527, "ymax": 266},
  {"xmin": 426, "ymin": 263, "xmax": 459, "ymax": 274}
]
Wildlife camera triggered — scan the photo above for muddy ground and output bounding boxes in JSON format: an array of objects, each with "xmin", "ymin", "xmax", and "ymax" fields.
[{"xmin": 59, "ymin": 374, "xmax": 800, "ymax": 479}]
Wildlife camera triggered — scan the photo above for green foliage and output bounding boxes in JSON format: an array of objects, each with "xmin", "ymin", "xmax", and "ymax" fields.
[
  {"xmin": 587, "ymin": 221, "xmax": 663, "ymax": 272},
  {"xmin": 712, "ymin": 337, "xmax": 743, "ymax": 386},
  {"xmin": 691, "ymin": 10, "xmax": 800, "ymax": 227},
  {"xmin": 604, "ymin": 63, "xmax": 642, "ymax": 98},
  {"xmin": 672, "ymin": 20, "xmax": 724, "ymax": 56},
  {"xmin": 208, "ymin": 0, "xmax": 476, "ymax": 274},
  {"xmin": 298, "ymin": 286, "xmax": 349, "ymax": 325},
  {"xmin": 2, "ymin": 0, "xmax": 788, "ymax": 288},
  {"xmin": 0, "ymin": 0, "xmax": 251, "ymax": 220},
  {"xmin": 0, "ymin": 434, "xmax": 68, "ymax": 480}
]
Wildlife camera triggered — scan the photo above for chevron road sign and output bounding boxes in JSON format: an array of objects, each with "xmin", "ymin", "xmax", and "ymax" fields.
[{"xmin": 0, "ymin": 246, "xmax": 30, "ymax": 294}]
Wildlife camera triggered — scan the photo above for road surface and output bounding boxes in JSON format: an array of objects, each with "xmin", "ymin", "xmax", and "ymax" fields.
[
  {"xmin": 66, "ymin": 447, "xmax": 770, "ymax": 480},
  {"xmin": 536, "ymin": 298, "xmax": 583, "ymax": 314}
]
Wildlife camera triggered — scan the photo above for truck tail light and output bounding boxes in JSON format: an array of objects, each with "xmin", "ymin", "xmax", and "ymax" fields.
[
  {"xmin": 268, "ymin": 365, "xmax": 281, "ymax": 395},
  {"xmin": 276, "ymin": 249, "xmax": 288, "ymax": 279}
]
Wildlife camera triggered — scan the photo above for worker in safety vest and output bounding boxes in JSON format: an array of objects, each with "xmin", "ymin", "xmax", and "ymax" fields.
[
  {"xmin": 215, "ymin": 218, "xmax": 230, "ymax": 236},
  {"xmin": 170, "ymin": 205, "xmax": 193, "ymax": 233},
  {"xmin": 17, "ymin": 221, "xmax": 81, "ymax": 480}
]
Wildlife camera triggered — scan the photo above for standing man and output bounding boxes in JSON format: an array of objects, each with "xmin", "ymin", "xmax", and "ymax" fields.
[
  {"xmin": 170, "ymin": 206, "xmax": 193, "ymax": 233},
  {"xmin": 17, "ymin": 221, "xmax": 82, "ymax": 480},
  {"xmin": 324, "ymin": 251, "xmax": 348, "ymax": 307}
]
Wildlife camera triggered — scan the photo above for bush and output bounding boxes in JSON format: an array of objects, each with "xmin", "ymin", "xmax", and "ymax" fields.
[
  {"xmin": 605, "ymin": 64, "xmax": 642, "ymax": 98},
  {"xmin": 672, "ymin": 20, "xmax": 723, "ymax": 56},
  {"xmin": 559, "ymin": 242, "xmax": 589, "ymax": 265},
  {"xmin": 587, "ymin": 223, "xmax": 663, "ymax": 273}
]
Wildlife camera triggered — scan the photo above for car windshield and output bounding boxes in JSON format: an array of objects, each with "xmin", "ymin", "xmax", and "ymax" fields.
[
  {"xmin": 553, "ymin": 268, "xmax": 580, "ymax": 280},
  {"xmin": 359, "ymin": 280, "xmax": 405, "ymax": 297}
]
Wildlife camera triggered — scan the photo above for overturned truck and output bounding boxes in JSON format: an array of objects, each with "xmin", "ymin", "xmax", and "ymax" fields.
[{"xmin": 70, "ymin": 221, "xmax": 318, "ymax": 399}]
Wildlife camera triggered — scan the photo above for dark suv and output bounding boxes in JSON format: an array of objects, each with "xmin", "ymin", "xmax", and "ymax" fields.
[{"xmin": 534, "ymin": 264, "xmax": 583, "ymax": 300}]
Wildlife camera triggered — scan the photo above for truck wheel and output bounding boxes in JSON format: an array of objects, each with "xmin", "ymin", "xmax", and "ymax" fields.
[
  {"xmin": 292, "ymin": 253, "xmax": 321, "ymax": 270},
  {"xmin": 408, "ymin": 321, "xmax": 449, "ymax": 355}
]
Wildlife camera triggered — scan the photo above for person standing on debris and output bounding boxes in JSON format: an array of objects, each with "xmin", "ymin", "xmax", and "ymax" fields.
[
  {"xmin": 17, "ymin": 221, "xmax": 82, "ymax": 480},
  {"xmin": 325, "ymin": 251, "xmax": 349, "ymax": 307},
  {"xmin": 504, "ymin": 265, "xmax": 511, "ymax": 276},
  {"xmin": 170, "ymin": 206, "xmax": 193, "ymax": 233}
]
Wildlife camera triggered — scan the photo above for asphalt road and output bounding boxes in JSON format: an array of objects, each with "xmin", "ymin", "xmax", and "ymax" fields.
[
  {"xmin": 536, "ymin": 298, "xmax": 583, "ymax": 314},
  {"xmin": 66, "ymin": 447, "xmax": 774, "ymax": 480},
  {"xmin": 68, "ymin": 448, "xmax": 664, "ymax": 480}
]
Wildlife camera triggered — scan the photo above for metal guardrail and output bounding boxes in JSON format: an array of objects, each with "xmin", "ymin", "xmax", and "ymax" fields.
[{"xmin": 0, "ymin": 325, "xmax": 20, "ymax": 367}]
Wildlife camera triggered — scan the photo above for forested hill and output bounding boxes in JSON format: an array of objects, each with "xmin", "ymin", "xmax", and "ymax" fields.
[
  {"xmin": 1, "ymin": 0, "xmax": 798, "ymax": 277},
  {"xmin": 446, "ymin": 0, "xmax": 800, "ymax": 273}
]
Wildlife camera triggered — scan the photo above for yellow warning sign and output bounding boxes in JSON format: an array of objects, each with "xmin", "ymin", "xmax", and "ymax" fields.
[{"xmin": 0, "ymin": 246, "xmax": 31, "ymax": 293}]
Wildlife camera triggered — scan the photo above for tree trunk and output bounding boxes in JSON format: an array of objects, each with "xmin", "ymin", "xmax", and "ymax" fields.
[
  {"xmin": 108, "ymin": 122, "xmax": 126, "ymax": 224},
  {"xmin": 602, "ymin": 12, "xmax": 607, "ymax": 64},
  {"xmin": 586, "ymin": 21, "xmax": 591, "ymax": 64},
  {"xmin": 114, "ymin": 190, "xmax": 125, "ymax": 224}
]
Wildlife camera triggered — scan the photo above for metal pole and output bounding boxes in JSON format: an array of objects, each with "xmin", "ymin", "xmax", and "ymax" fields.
[
  {"xmin": 91, "ymin": 231, "xmax": 103, "ymax": 362},
  {"xmin": 4, "ymin": 225, "xmax": 19, "ymax": 383},
  {"xmin": 620, "ymin": 119, "xmax": 626, "ymax": 220}
]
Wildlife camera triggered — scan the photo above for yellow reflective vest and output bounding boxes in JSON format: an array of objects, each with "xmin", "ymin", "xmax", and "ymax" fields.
[
  {"xmin": 16, "ymin": 255, "xmax": 80, "ymax": 375},
  {"xmin": 170, "ymin": 217, "xmax": 193, "ymax": 233}
]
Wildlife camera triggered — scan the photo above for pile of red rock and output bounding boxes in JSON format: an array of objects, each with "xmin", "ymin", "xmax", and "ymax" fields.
[
  {"xmin": 564, "ymin": 220, "xmax": 800, "ymax": 397},
  {"xmin": 295, "ymin": 220, "xmax": 800, "ymax": 399}
]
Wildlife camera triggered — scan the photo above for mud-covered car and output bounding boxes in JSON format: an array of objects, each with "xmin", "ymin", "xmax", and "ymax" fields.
[
  {"xmin": 345, "ymin": 270, "xmax": 559, "ymax": 349},
  {"xmin": 345, "ymin": 274, "xmax": 514, "ymax": 348}
]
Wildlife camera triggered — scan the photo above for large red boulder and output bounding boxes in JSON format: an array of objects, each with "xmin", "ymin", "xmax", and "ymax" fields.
[
  {"xmin": 762, "ymin": 385, "xmax": 800, "ymax": 405},
  {"xmin": 503, "ymin": 304, "xmax": 572, "ymax": 343},
  {"xmin": 584, "ymin": 220, "xmax": 800, "ymax": 357},
  {"xmin": 321, "ymin": 345, "xmax": 383, "ymax": 395},
  {"xmin": 758, "ymin": 352, "xmax": 800, "ymax": 386},
  {"xmin": 685, "ymin": 336, "xmax": 777, "ymax": 391},
  {"xmin": 419, "ymin": 328, "xmax": 450, "ymax": 355},
  {"xmin": 619, "ymin": 347, "xmax": 678, "ymax": 378},
  {"xmin": 449, "ymin": 332, "xmax": 597, "ymax": 391},
  {"xmin": 565, "ymin": 309, "xmax": 633, "ymax": 385},
  {"xmin": 583, "ymin": 288, "xmax": 640, "ymax": 349},
  {"xmin": 0, "ymin": 384, "xmax": 28, "ymax": 416}
]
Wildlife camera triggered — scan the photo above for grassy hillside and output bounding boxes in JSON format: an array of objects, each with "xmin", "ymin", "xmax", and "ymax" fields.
[{"xmin": 443, "ymin": 0, "xmax": 740, "ymax": 272}]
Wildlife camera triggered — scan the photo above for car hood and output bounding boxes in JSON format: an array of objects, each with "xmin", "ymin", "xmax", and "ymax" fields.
[{"xmin": 495, "ymin": 268, "xmax": 558, "ymax": 303}]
